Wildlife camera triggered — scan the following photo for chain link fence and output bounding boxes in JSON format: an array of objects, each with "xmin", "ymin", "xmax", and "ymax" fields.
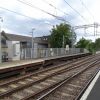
[{"xmin": 20, "ymin": 48, "xmax": 89, "ymax": 60}]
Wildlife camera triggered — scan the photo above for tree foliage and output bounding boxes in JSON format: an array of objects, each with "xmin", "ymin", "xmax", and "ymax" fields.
[
  {"xmin": 76, "ymin": 37, "xmax": 97, "ymax": 53},
  {"xmin": 95, "ymin": 38, "xmax": 100, "ymax": 51},
  {"xmin": 49, "ymin": 23, "xmax": 76, "ymax": 48},
  {"xmin": 76, "ymin": 38, "xmax": 92, "ymax": 49}
]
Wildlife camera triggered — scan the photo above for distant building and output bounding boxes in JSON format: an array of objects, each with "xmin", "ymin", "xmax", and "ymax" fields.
[{"xmin": 1, "ymin": 31, "xmax": 49, "ymax": 61}]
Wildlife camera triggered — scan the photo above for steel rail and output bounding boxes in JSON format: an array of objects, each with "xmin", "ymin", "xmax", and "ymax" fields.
[
  {"xmin": 0, "ymin": 55, "xmax": 98, "ymax": 98},
  {"xmin": 21, "ymin": 57, "xmax": 100, "ymax": 100},
  {"xmin": 75, "ymin": 68, "xmax": 100, "ymax": 100},
  {"xmin": 34, "ymin": 59, "xmax": 100, "ymax": 100},
  {"xmin": 0, "ymin": 55, "xmax": 94, "ymax": 87}
]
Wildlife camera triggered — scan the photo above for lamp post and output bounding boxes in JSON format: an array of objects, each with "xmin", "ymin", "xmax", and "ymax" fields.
[
  {"xmin": 0, "ymin": 17, "xmax": 3, "ymax": 63},
  {"xmin": 31, "ymin": 28, "xmax": 35, "ymax": 59}
]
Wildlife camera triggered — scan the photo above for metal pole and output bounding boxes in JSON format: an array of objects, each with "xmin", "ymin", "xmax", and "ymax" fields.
[
  {"xmin": 62, "ymin": 35, "xmax": 64, "ymax": 48},
  {"xmin": 95, "ymin": 23, "xmax": 98, "ymax": 35},
  {"xmin": 71, "ymin": 28, "xmax": 74, "ymax": 48},
  {"xmin": 0, "ymin": 17, "xmax": 3, "ymax": 63},
  {"xmin": 31, "ymin": 28, "xmax": 35, "ymax": 59},
  {"xmin": 94, "ymin": 22, "xmax": 95, "ymax": 36}
]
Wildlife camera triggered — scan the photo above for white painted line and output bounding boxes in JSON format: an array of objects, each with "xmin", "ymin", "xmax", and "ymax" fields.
[{"xmin": 80, "ymin": 70, "xmax": 100, "ymax": 100}]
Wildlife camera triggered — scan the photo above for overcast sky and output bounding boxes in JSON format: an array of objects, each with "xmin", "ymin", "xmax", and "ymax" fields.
[{"xmin": 0, "ymin": 0, "xmax": 100, "ymax": 41}]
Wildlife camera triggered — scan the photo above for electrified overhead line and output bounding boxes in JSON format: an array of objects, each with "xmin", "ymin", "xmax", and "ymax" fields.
[
  {"xmin": 80, "ymin": 0, "xmax": 94, "ymax": 21},
  {"xmin": 17, "ymin": 0, "xmax": 69, "ymax": 23},
  {"xmin": 63, "ymin": 0, "xmax": 89, "ymax": 23},
  {"xmin": 41, "ymin": 0, "xmax": 69, "ymax": 16},
  {"xmin": 0, "ymin": 6, "xmax": 35, "ymax": 20}
]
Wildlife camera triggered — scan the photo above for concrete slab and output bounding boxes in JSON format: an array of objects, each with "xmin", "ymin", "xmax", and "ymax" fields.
[
  {"xmin": 0, "ymin": 59, "xmax": 44, "ymax": 70},
  {"xmin": 86, "ymin": 72, "xmax": 100, "ymax": 100}
]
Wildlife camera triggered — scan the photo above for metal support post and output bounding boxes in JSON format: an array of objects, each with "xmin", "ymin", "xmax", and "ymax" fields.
[
  {"xmin": 31, "ymin": 28, "xmax": 35, "ymax": 59},
  {"xmin": 94, "ymin": 22, "xmax": 95, "ymax": 36},
  {"xmin": 0, "ymin": 17, "xmax": 3, "ymax": 63},
  {"xmin": 62, "ymin": 35, "xmax": 64, "ymax": 48}
]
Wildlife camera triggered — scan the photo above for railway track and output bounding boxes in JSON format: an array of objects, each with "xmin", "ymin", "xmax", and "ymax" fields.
[
  {"xmin": 0, "ymin": 55, "xmax": 91, "ymax": 84},
  {"xmin": 0, "ymin": 54, "xmax": 99, "ymax": 100},
  {"xmin": 0, "ymin": 54, "xmax": 94, "ymax": 85},
  {"xmin": 0, "ymin": 55, "xmax": 93, "ymax": 85},
  {"xmin": 36, "ymin": 61, "xmax": 100, "ymax": 100}
]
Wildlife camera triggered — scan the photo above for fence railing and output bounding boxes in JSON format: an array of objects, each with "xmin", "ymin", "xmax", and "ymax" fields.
[{"xmin": 20, "ymin": 48, "xmax": 89, "ymax": 60}]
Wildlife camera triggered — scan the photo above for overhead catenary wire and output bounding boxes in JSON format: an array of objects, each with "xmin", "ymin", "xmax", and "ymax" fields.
[
  {"xmin": 79, "ymin": 0, "xmax": 95, "ymax": 21},
  {"xmin": 63, "ymin": 0, "xmax": 89, "ymax": 23},
  {"xmin": 41, "ymin": 0, "xmax": 69, "ymax": 16},
  {"xmin": 0, "ymin": 6, "xmax": 67, "ymax": 24},
  {"xmin": 17, "ymin": 0, "xmax": 69, "ymax": 23},
  {"xmin": 0, "ymin": 6, "xmax": 35, "ymax": 20},
  {"xmin": 0, "ymin": 1, "xmax": 69, "ymax": 23},
  {"xmin": 17, "ymin": 0, "xmax": 68, "ymax": 23}
]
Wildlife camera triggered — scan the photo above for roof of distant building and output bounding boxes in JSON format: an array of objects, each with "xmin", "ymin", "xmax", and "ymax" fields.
[{"xmin": 1, "ymin": 31, "xmax": 49, "ymax": 44}]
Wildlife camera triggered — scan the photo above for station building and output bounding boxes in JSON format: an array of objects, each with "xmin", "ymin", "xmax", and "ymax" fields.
[{"xmin": 1, "ymin": 31, "xmax": 49, "ymax": 61}]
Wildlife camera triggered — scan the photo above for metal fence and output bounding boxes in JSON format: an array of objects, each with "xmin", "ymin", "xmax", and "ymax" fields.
[{"xmin": 20, "ymin": 48, "xmax": 89, "ymax": 60}]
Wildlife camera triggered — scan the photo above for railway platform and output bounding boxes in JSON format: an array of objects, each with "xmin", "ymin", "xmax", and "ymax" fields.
[
  {"xmin": 0, "ymin": 52, "xmax": 98, "ymax": 100},
  {"xmin": 0, "ymin": 53, "xmax": 90, "ymax": 78},
  {"xmin": 80, "ymin": 70, "xmax": 100, "ymax": 100}
]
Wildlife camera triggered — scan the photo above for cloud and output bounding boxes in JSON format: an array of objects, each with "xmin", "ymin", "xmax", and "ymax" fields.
[{"xmin": 0, "ymin": 0, "xmax": 100, "ymax": 41}]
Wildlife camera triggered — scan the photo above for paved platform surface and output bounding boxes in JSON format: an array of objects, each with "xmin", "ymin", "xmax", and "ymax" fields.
[
  {"xmin": 86, "ymin": 72, "xmax": 100, "ymax": 100},
  {"xmin": 0, "ymin": 53, "xmax": 87, "ymax": 70},
  {"xmin": 0, "ymin": 59, "xmax": 44, "ymax": 70},
  {"xmin": 80, "ymin": 70, "xmax": 100, "ymax": 100}
]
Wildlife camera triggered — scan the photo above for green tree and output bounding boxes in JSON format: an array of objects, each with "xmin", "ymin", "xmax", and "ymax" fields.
[
  {"xmin": 88, "ymin": 42, "xmax": 95, "ymax": 53},
  {"xmin": 76, "ymin": 37, "xmax": 95, "ymax": 53},
  {"xmin": 49, "ymin": 23, "xmax": 76, "ymax": 48},
  {"xmin": 95, "ymin": 38, "xmax": 100, "ymax": 51},
  {"xmin": 76, "ymin": 38, "xmax": 91, "ymax": 48}
]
